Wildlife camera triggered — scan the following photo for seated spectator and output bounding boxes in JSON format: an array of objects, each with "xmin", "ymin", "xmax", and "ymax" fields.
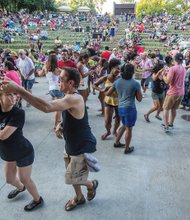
[
  {"xmin": 41, "ymin": 30, "xmax": 48, "ymax": 40},
  {"xmin": 54, "ymin": 36, "xmax": 62, "ymax": 48}
]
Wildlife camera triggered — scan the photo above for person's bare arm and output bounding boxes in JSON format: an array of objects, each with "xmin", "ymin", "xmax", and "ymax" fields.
[
  {"xmin": 77, "ymin": 63, "xmax": 92, "ymax": 78},
  {"xmin": 135, "ymin": 90, "xmax": 143, "ymax": 102},
  {"xmin": 105, "ymin": 87, "xmax": 115, "ymax": 96},
  {"xmin": 152, "ymin": 69, "xmax": 163, "ymax": 81},
  {"xmin": 2, "ymin": 80, "xmax": 79, "ymax": 113},
  {"xmin": 0, "ymin": 126, "xmax": 17, "ymax": 140},
  {"xmin": 92, "ymin": 76, "xmax": 107, "ymax": 91},
  {"xmin": 163, "ymin": 74, "xmax": 172, "ymax": 84}
]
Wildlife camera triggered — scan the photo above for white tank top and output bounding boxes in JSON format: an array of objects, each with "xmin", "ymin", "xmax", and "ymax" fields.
[
  {"xmin": 78, "ymin": 64, "xmax": 89, "ymax": 90},
  {"xmin": 46, "ymin": 71, "xmax": 59, "ymax": 91}
]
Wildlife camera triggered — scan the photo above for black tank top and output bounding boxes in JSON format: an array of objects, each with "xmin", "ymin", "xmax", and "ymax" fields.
[{"xmin": 62, "ymin": 106, "xmax": 96, "ymax": 156}]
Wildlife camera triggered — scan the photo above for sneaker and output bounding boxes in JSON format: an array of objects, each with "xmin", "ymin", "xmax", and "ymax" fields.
[
  {"xmin": 24, "ymin": 196, "xmax": 44, "ymax": 211},
  {"xmin": 164, "ymin": 127, "xmax": 170, "ymax": 133},
  {"xmin": 169, "ymin": 124, "xmax": 174, "ymax": 129},
  {"xmin": 7, "ymin": 186, "xmax": 26, "ymax": 199}
]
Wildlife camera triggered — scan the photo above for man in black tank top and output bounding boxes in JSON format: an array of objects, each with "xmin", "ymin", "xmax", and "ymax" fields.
[{"xmin": 2, "ymin": 67, "xmax": 99, "ymax": 211}]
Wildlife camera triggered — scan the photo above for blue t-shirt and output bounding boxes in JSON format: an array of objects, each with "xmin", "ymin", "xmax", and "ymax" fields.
[{"xmin": 112, "ymin": 78, "xmax": 141, "ymax": 108}]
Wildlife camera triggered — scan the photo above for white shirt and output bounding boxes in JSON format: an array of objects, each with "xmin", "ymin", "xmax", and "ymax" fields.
[
  {"xmin": 46, "ymin": 72, "xmax": 59, "ymax": 91},
  {"xmin": 17, "ymin": 57, "xmax": 35, "ymax": 80}
]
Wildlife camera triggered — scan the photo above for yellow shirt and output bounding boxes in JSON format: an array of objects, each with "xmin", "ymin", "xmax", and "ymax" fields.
[{"xmin": 104, "ymin": 79, "xmax": 118, "ymax": 106}]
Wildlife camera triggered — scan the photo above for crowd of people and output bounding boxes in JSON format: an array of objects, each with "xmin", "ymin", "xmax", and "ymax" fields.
[{"xmin": 0, "ymin": 10, "xmax": 190, "ymax": 213}]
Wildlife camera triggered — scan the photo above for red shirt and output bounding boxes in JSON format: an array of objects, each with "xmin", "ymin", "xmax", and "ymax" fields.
[
  {"xmin": 58, "ymin": 60, "xmax": 77, "ymax": 69},
  {"xmin": 100, "ymin": 51, "xmax": 111, "ymax": 61}
]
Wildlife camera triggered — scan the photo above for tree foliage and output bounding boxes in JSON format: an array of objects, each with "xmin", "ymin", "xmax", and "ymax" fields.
[
  {"xmin": 136, "ymin": 0, "xmax": 190, "ymax": 17},
  {"xmin": 68, "ymin": 0, "xmax": 106, "ymax": 12},
  {"xmin": 0, "ymin": 0, "xmax": 56, "ymax": 13}
]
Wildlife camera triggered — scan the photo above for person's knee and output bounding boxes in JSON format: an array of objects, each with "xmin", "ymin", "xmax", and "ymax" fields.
[{"xmin": 19, "ymin": 176, "xmax": 30, "ymax": 186}]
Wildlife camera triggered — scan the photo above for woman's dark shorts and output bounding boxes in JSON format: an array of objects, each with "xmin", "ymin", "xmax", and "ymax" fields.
[{"xmin": 16, "ymin": 151, "xmax": 34, "ymax": 167}]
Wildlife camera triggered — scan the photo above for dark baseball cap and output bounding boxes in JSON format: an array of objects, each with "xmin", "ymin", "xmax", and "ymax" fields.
[{"xmin": 175, "ymin": 53, "xmax": 183, "ymax": 63}]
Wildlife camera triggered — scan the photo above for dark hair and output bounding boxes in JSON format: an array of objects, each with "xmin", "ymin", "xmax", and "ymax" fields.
[
  {"xmin": 121, "ymin": 63, "xmax": 134, "ymax": 80},
  {"xmin": 79, "ymin": 53, "xmax": 89, "ymax": 62},
  {"xmin": 87, "ymin": 48, "xmax": 96, "ymax": 57},
  {"xmin": 175, "ymin": 53, "xmax": 183, "ymax": 64},
  {"xmin": 105, "ymin": 46, "xmax": 109, "ymax": 50},
  {"xmin": 165, "ymin": 55, "xmax": 173, "ymax": 65},
  {"xmin": 62, "ymin": 49, "xmax": 69, "ymax": 54},
  {"xmin": 6, "ymin": 56, "xmax": 15, "ymax": 65},
  {"xmin": 100, "ymin": 58, "xmax": 108, "ymax": 70},
  {"xmin": 109, "ymin": 58, "xmax": 121, "ymax": 71},
  {"xmin": 4, "ymin": 60, "xmax": 15, "ymax": 71},
  {"xmin": 130, "ymin": 53, "xmax": 137, "ymax": 61},
  {"xmin": 63, "ymin": 67, "xmax": 80, "ymax": 88},
  {"xmin": 152, "ymin": 63, "xmax": 164, "ymax": 74},
  {"xmin": 47, "ymin": 54, "xmax": 58, "ymax": 72}
]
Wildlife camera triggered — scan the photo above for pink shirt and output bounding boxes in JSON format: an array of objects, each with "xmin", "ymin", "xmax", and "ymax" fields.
[
  {"xmin": 167, "ymin": 64, "xmax": 186, "ymax": 96},
  {"xmin": 140, "ymin": 59, "xmax": 153, "ymax": 79},
  {"xmin": 4, "ymin": 70, "xmax": 21, "ymax": 86}
]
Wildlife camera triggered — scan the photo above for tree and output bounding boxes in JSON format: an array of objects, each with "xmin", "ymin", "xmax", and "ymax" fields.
[
  {"xmin": 120, "ymin": 0, "xmax": 135, "ymax": 3},
  {"xmin": 94, "ymin": 0, "xmax": 107, "ymax": 13}
]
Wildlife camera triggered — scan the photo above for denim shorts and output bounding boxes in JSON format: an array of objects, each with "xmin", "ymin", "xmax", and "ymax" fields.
[
  {"xmin": 118, "ymin": 107, "xmax": 137, "ymax": 128},
  {"xmin": 22, "ymin": 79, "xmax": 35, "ymax": 90},
  {"xmin": 152, "ymin": 92, "xmax": 165, "ymax": 100},
  {"xmin": 16, "ymin": 151, "xmax": 34, "ymax": 167},
  {"xmin": 49, "ymin": 90, "xmax": 64, "ymax": 98}
]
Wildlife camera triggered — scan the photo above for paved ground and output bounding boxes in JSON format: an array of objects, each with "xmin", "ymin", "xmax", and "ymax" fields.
[{"xmin": 0, "ymin": 77, "xmax": 190, "ymax": 220}]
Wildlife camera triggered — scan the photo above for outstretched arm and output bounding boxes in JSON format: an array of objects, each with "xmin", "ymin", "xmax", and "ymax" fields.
[{"xmin": 2, "ymin": 80, "xmax": 75, "ymax": 113}]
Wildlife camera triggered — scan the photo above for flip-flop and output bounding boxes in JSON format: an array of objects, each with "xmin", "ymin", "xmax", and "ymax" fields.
[
  {"xmin": 144, "ymin": 114, "xmax": 150, "ymax": 123},
  {"xmin": 65, "ymin": 196, "xmax": 86, "ymax": 211}
]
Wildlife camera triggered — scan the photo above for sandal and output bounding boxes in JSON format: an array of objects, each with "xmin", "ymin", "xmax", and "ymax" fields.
[
  {"xmin": 144, "ymin": 114, "xmax": 150, "ymax": 123},
  {"xmin": 155, "ymin": 115, "xmax": 162, "ymax": 121},
  {"xmin": 65, "ymin": 195, "xmax": 86, "ymax": 211},
  {"xmin": 124, "ymin": 146, "xmax": 134, "ymax": 154},
  {"xmin": 7, "ymin": 186, "xmax": 26, "ymax": 199},
  {"xmin": 87, "ymin": 180, "xmax": 99, "ymax": 201}
]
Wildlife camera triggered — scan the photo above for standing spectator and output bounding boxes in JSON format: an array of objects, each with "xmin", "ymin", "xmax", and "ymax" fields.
[
  {"xmin": 162, "ymin": 53, "xmax": 186, "ymax": 132},
  {"xmin": 100, "ymin": 46, "xmax": 111, "ymax": 61},
  {"xmin": 58, "ymin": 49, "xmax": 77, "ymax": 69},
  {"xmin": 17, "ymin": 49, "xmax": 35, "ymax": 107}
]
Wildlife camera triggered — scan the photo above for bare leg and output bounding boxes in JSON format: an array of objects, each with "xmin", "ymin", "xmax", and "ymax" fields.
[
  {"xmin": 18, "ymin": 165, "xmax": 40, "ymax": 201},
  {"xmin": 146, "ymin": 99, "xmax": 160, "ymax": 118},
  {"xmin": 101, "ymin": 106, "xmax": 113, "ymax": 140},
  {"xmin": 5, "ymin": 162, "xmax": 24, "ymax": 190},
  {"xmin": 73, "ymin": 180, "xmax": 93, "ymax": 200},
  {"xmin": 115, "ymin": 125, "xmax": 125, "ymax": 145},
  {"xmin": 112, "ymin": 108, "xmax": 120, "ymax": 136},
  {"xmin": 170, "ymin": 108, "xmax": 177, "ymax": 125},
  {"xmin": 163, "ymin": 109, "xmax": 169, "ymax": 128},
  {"xmin": 125, "ymin": 127, "xmax": 132, "ymax": 150}
]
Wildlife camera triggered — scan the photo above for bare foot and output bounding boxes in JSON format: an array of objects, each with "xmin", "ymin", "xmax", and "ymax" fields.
[{"xmin": 101, "ymin": 131, "xmax": 111, "ymax": 140}]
